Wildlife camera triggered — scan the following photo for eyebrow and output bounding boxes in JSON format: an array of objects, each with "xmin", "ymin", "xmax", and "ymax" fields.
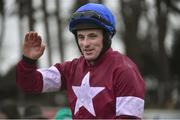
[
  {"xmin": 77, "ymin": 32, "xmax": 97, "ymax": 36},
  {"xmin": 77, "ymin": 34, "xmax": 84, "ymax": 37}
]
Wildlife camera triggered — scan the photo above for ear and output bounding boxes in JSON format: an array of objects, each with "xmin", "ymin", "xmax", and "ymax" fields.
[{"xmin": 109, "ymin": 34, "xmax": 112, "ymax": 40}]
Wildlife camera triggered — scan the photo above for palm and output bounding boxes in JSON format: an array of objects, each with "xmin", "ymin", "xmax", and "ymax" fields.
[{"xmin": 23, "ymin": 32, "xmax": 45, "ymax": 60}]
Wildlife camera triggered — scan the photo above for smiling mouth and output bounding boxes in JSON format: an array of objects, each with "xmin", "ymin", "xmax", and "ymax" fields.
[{"xmin": 84, "ymin": 49, "xmax": 94, "ymax": 55}]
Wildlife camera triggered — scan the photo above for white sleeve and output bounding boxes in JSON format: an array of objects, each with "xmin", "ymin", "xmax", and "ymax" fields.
[
  {"xmin": 37, "ymin": 66, "xmax": 61, "ymax": 93},
  {"xmin": 116, "ymin": 96, "xmax": 144, "ymax": 118}
]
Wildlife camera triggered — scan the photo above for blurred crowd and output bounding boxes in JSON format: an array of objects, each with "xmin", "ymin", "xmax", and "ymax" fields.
[{"xmin": 0, "ymin": 99, "xmax": 72, "ymax": 119}]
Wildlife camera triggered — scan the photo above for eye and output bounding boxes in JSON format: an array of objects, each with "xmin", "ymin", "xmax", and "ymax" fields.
[
  {"xmin": 89, "ymin": 34, "xmax": 97, "ymax": 39},
  {"xmin": 77, "ymin": 35, "xmax": 84, "ymax": 40}
]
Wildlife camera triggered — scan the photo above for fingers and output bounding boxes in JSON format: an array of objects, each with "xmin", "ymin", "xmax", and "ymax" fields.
[
  {"xmin": 31, "ymin": 32, "xmax": 38, "ymax": 45},
  {"xmin": 35, "ymin": 35, "xmax": 42, "ymax": 47},
  {"xmin": 24, "ymin": 33, "xmax": 29, "ymax": 42},
  {"xmin": 40, "ymin": 43, "xmax": 46, "ymax": 55},
  {"xmin": 28, "ymin": 32, "xmax": 37, "ymax": 46},
  {"xmin": 38, "ymin": 36, "xmax": 45, "ymax": 52},
  {"xmin": 24, "ymin": 33, "xmax": 30, "ymax": 46},
  {"xmin": 24, "ymin": 32, "xmax": 42, "ymax": 47}
]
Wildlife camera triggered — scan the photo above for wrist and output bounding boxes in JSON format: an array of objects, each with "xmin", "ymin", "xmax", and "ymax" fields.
[{"xmin": 22, "ymin": 55, "xmax": 37, "ymax": 64}]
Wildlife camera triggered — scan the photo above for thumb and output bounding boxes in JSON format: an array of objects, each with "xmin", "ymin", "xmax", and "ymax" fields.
[{"xmin": 40, "ymin": 43, "xmax": 46, "ymax": 54}]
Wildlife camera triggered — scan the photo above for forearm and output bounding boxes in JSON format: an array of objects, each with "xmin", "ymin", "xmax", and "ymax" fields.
[{"xmin": 16, "ymin": 56, "xmax": 43, "ymax": 94}]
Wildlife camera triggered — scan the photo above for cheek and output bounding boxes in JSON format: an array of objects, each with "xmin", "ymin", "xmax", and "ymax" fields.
[
  {"xmin": 96, "ymin": 40, "xmax": 103, "ymax": 49},
  {"xmin": 77, "ymin": 41, "xmax": 83, "ymax": 48}
]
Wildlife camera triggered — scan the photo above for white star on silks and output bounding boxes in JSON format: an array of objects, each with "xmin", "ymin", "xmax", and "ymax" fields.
[{"xmin": 72, "ymin": 72, "xmax": 105, "ymax": 116}]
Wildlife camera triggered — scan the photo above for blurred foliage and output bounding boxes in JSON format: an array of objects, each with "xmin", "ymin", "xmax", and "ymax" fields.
[{"xmin": 171, "ymin": 29, "xmax": 180, "ymax": 80}]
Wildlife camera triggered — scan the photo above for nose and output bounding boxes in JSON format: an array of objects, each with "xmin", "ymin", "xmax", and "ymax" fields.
[{"xmin": 83, "ymin": 37, "xmax": 90, "ymax": 48}]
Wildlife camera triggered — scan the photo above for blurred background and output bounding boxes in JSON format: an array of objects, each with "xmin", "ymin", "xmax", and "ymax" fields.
[{"xmin": 0, "ymin": 0, "xmax": 180, "ymax": 119}]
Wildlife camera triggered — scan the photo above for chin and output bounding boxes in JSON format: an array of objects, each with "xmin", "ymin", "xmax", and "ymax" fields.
[{"xmin": 84, "ymin": 56, "xmax": 96, "ymax": 61}]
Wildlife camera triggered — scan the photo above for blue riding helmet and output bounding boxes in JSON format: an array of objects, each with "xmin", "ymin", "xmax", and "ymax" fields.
[{"xmin": 69, "ymin": 3, "xmax": 116, "ymax": 36}]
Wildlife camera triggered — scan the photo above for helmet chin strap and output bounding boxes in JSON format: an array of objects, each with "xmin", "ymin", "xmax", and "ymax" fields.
[{"xmin": 97, "ymin": 30, "xmax": 112, "ymax": 59}]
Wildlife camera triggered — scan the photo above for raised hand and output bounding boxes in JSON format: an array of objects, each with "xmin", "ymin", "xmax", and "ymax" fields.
[{"xmin": 23, "ymin": 32, "xmax": 45, "ymax": 60}]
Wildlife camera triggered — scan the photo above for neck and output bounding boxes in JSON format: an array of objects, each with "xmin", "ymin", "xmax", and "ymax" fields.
[
  {"xmin": 86, "ymin": 48, "xmax": 112, "ymax": 66},
  {"xmin": 88, "ymin": 60, "xmax": 95, "ymax": 65}
]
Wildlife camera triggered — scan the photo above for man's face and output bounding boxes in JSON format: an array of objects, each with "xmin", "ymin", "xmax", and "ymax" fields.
[{"xmin": 77, "ymin": 29, "xmax": 103, "ymax": 63}]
